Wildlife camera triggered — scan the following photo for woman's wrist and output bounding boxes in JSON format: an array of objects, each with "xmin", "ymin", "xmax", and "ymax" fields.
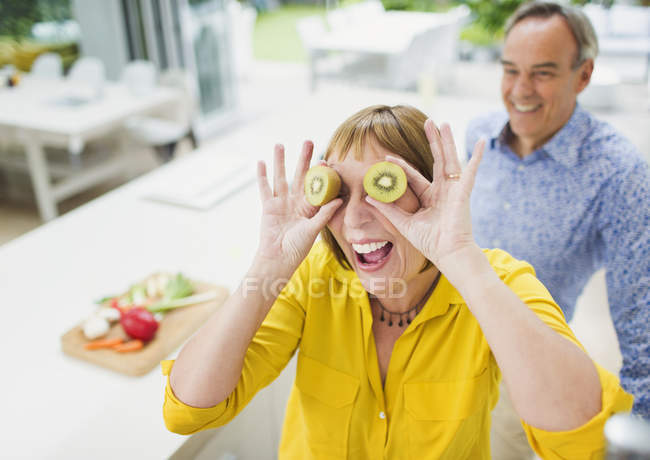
[
  {"xmin": 249, "ymin": 252, "xmax": 297, "ymax": 279},
  {"xmin": 435, "ymin": 244, "xmax": 501, "ymax": 297},
  {"xmin": 243, "ymin": 254, "xmax": 298, "ymax": 301}
]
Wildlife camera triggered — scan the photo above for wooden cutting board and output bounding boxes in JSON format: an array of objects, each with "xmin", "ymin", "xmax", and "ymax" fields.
[{"xmin": 61, "ymin": 279, "xmax": 229, "ymax": 377}]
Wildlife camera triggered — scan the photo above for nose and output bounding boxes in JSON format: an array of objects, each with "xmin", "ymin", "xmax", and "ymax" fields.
[
  {"xmin": 343, "ymin": 193, "xmax": 374, "ymax": 229},
  {"xmin": 511, "ymin": 73, "xmax": 535, "ymax": 99}
]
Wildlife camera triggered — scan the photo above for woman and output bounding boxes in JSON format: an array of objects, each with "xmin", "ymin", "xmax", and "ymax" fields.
[{"xmin": 162, "ymin": 105, "xmax": 632, "ymax": 459}]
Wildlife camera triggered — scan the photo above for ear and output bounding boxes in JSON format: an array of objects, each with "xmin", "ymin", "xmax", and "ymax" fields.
[{"xmin": 575, "ymin": 59, "xmax": 594, "ymax": 94}]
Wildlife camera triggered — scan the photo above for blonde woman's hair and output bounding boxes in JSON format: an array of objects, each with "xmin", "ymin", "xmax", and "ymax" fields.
[{"xmin": 320, "ymin": 104, "xmax": 434, "ymax": 272}]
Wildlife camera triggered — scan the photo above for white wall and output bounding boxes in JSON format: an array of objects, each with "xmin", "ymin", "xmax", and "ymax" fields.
[{"xmin": 71, "ymin": 0, "xmax": 129, "ymax": 80}]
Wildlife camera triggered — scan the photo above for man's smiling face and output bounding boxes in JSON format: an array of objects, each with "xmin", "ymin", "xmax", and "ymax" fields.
[{"xmin": 501, "ymin": 15, "xmax": 592, "ymax": 154}]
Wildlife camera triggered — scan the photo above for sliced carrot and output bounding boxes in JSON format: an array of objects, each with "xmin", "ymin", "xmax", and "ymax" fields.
[
  {"xmin": 84, "ymin": 337, "xmax": 125, "ymax": 350},
  {"xmin": 112, "ymin": 340, "xmax": 144, "ymax": 353}
]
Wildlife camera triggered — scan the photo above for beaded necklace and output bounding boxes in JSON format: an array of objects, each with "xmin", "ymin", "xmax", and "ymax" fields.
[{"xmin": 370, "ymin": 272, "xmax": 441, "ymax": 327}]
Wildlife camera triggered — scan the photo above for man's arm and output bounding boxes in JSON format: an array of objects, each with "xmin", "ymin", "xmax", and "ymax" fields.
[{"xmin": 598, "ymin": 160, "xmax": 650, "ymax": 419}]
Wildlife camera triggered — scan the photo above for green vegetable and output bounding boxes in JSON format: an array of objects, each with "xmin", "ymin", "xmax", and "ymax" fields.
[
  {"xmin": 129, "ymin": 284, "xmax": 148, "ymax": 305},
  {"xmin": 163, "ymin": 273, "xmax": 194, "ymax": 301},
  {"xmin": 147, "ymin": 291, "xmax": 218, "ymax": 313},
  {"xmin": 95, "ymin": 295, "xmax": 117, "ymax": 305}
]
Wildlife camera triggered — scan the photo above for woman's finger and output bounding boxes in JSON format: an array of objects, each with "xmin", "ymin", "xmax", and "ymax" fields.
[
  {"xmin": 257, "ymin": 160, "xmax": 272, "ymax": 202},
  {"xmin": 365, "ymin": 196, "xmax": 413, "ymax": 236},
  {"xmin": 461, "ymin": 138, "xmax": 485, "ymax": 193},
  {"xmin": 384, "ymin": 155, "xmax": 431, "ymax": 202},
  {"xmin": 424, "ymin": 119, "xmax": 445, "ymax": 184},
  {"xmin": 309, "ymin": 197, "xmax": 343, "ymax": 231},
  {"xmin": 273, "ymin": 144, "xmax": 289, "ymax": 197},
  {"xmin": 439, "ymin": 123, "xmax": 462, "ymax": 176},
  {"xmin": 291, "ymin": 140, "xmax": 314, "ymax": 195}
]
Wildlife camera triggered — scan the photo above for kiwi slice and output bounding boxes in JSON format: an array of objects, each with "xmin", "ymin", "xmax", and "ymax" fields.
[
  {"xmin": 363, "ymin": 161, "xmax": 407, "ymax": 203},
  {"xmin": 304, "ymin": 165, "xmax": 341, "ymax": 206}
]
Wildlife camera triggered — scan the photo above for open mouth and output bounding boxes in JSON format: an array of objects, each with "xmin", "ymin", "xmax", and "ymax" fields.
[
  {"xmin": 351, "ymin": 240, "xmax": 393, "ymax": 271},
  {"xmin": 513, "ymin": 102, "xmax": 542, "ymax": 113}
]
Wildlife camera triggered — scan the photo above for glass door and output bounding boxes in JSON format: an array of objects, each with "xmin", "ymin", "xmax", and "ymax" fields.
[{"xmin": 122, "ymin": 0, "xmax": 235, "ymax": 120}]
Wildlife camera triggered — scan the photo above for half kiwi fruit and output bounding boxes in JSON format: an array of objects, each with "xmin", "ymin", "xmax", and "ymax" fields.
[
  {"xmin": 363, "ymin": 161, "xmax": 407, "ymax": 203},
  {"xmin": 304, "ymin": 165, "xmax": 341, "ymax": 206}
]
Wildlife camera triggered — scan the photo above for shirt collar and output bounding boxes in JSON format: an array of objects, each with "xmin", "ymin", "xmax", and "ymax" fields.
[
  {"xmin": 538, "ymin": 104, "xmax": 591, "ymax": 168},
  {"xmin": 492, "ymin": 104, "xmax": 591, "ymax": 168},
  {"xmin": 327, "ymin": 257, "xmax": 464, "ymax": 324},
  {"xmin": 490, "ymin": 113, "xmax": 510, "ymax": 147},
  {"xmin": 409, "ymin": 274, "xmax": 464, "ymax": 327}
]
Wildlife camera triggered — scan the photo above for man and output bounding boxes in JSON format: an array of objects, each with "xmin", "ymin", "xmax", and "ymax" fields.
[{"xmin": 466, "ymin": 1, "xmax": 649, "ymax": 458}]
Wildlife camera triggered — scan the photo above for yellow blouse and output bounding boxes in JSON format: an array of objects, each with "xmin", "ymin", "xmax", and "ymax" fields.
[{"xmin": 162, "ymin": 242, "xmax": 633, "ymax": 459}]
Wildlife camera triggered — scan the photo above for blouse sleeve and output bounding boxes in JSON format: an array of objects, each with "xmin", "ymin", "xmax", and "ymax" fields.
[
  {"xmin": 161, "ymin": 258, "xmax": 311, "ymax": 435},
  {"xmin": 496, "ymin": 253, "xmax": 634, "ymax": 459}
]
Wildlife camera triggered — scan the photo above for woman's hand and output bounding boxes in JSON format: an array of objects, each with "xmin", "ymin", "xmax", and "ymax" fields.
[
  {"xmin": 254, "ymin": 141, "xmax": 342, "ymax": 276},
  {"xmin": 366, "ymin": 120, "xmax": 485, "ymax": 272}
]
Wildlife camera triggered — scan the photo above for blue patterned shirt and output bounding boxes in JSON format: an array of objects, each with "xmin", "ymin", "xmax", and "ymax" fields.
[{"xmin": 466, "ymin": 104, "xmax": 650, "ymax": 418}]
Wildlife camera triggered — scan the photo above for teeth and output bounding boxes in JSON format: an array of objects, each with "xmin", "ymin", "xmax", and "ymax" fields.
[
  {"xmin": 514, "ymin": 103, "xmax": 540, "ymax": 112},
  {"xmin": 352, "ymin": 241, "xmax": 389, "ymax": 254}
]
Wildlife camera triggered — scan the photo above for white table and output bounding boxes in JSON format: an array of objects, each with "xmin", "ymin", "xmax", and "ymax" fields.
[
  {"xmin": 305, "ymin": 9, "xmax": 469, "ymax": 90},
  {"xmin": 0, "ymin": 77, "xmax": 182, "ymax": 221},
  {"xmin": 0, "ymin": 85, "xmax": 500, "ymax": 459}
]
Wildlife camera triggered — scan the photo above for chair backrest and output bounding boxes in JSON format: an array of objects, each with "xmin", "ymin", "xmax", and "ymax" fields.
[
  {"xmin": 326, "ymin": 8, "xmax": 351, "ymax": 32},
  {"xmin": 296, "ymin": 16, "xmax": 327, "ymax": 49},
  {"xmin": 30, "ymin": 52, "xmax": 63, "ymax": 79},
  {"xmin": 122, "ymin": 60, "xmax": 158, "ymax": 96},
  {"xmin": 159, "ymin": 68, "xmax": 199, "ymax": 125},
  {"xmin": 67, "ymin": 56, "xmax": 106, "ymax": 87},
  {"xmin": 347, "ymin": 0, "xmax": 384, "ymax": 23},
  {"xmin": 609, "ymin": 5, "xmax": 650, "ymax": 38},
  {"xmin": 582, "ymin": 4, "xmax": 609, "ymax": 38}
]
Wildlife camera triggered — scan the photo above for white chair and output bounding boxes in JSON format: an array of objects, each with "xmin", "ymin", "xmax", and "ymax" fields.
[
  {"xmin": 347, "ymin": 0, "xmax": 384, "ymax": 23},
  {"xmin": 121, "ymin": 60, "xmax": 157, "ymax": 96},
  {"xmin": 609, "ymin": 5, "xmax": 650, "ymax": 38},
  {"xmin": 579, "ymin": 64, "xmax": 621, "ymax": 110},
  {"xmin": 326, "ymin": 9, "xmax": 351, "ymax": 32},
  {"xmin": 327, "ymin": 1, "xmax": 384, "ymax": 32},
  {"xmin": 296, "ymin": 15, "xmax": 328, "ymax": 50},
  {"xmin": 124, "ymin": 68, "xmax": 198, "ymax": 162},
  {"xmin": 30, "ymin": 53, "xmax": 63, "ymax": 79},
  {"xmin": 297, "ymin": 16, "xmax": 355, "ymax": 90},
  {"xmin": 67, "ymin": 56, "xmax": 106, "ymax": 98}
]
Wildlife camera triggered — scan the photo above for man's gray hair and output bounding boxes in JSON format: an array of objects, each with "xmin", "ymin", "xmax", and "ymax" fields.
[{"xmin": 505, "ymin": 1, "xmax": 599, "ymax": 68}]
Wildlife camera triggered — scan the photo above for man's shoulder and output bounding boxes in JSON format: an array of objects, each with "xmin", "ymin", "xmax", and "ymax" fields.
[
  {"xmin": 466, "ymin": 111, "xmax": 508, "ymax": 142},
  {"xmin": 578, "ymin": 110, "xmax": 645, "ymax": 172}
]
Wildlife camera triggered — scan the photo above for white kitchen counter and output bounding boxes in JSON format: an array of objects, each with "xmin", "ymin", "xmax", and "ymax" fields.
[{"xmin": 0, "ymin": 85, "xmax": 500, "ymax": 459}]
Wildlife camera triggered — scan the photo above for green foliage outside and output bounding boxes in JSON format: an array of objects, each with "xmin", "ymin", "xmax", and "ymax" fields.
[
  {"xmin": 0, "ymin": 0, "xmax": 72, "ymax": 40},
  {"xmin": 456, "ymin": 0, "xmax": 599, "ymax": 46},
  {"xmin": 459, "ymin": 21, "xmax": 503, "ymax": 47},
  {"xmin": 250, "ymin": 0, "xmax": 608, "ymax": 61},
  {"xmin": 0, "ymin": 1, "xmax": 41, "ymax": 39},
  {"xmin": 254, "ymin": 4, "xmax": 326, "ymax": 62},
  {"xmin": 0, "ymin": 0, "xmax": 77, "ymax": 71},
  {"xmin": 253, "ymin": 0, "xmax": 456, "ymax": 62},
  {"xmin": 379, "ymin": 0, "xmax": 455, "ymax": 12}
]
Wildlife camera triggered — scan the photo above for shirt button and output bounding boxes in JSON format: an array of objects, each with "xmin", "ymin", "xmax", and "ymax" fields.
[
  {"xmin": 517, "ymin": 165, "xmax": 525, "ymax": 171},
  {"xmin": 379, "ymin": 411, "xmax": 386, "ymax": 419},
  {"xmin": 492, "ymin": 239, "xmax": 501, "ymax": 247},
  {"xmin": 503, "ymin": 202, "xmax": 511, "ymax": 211}
]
